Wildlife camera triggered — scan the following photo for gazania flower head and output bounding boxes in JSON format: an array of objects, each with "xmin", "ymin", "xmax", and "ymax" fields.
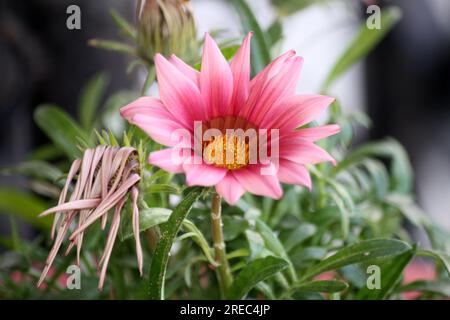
[
  {"xmin": 136, "ymin": 0, "xmax": 197, "ymax": 63},
  {"xmin": 121, "ymin": 32, "xmax": 340, "ymax": 205},
  {"xmin": 37, "ymin": 146, "xmax": 143, "ymax": 290}
]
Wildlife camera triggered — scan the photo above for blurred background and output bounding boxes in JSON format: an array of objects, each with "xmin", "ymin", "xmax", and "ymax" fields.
[{"xmin": 0, "ymin": 0, "xmax": 449, "ymax": 243}]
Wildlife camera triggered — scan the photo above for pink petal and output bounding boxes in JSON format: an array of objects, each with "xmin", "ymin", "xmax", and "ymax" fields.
[
  {"xmin": 280, "ymin": 139, "xmax": 336, "ymax": 165},
  {"xmin": 232, "ymin": 164, "xmax": 282, "ymax": 199},
  {"xmin": 183, "ymin": 154, "xmax": 227, "ymax": 187},
  {"xmin": 120, "ymin": 97, "xmax": 170, "ymax": 122},
  {"xmin": 155, "ymin": 54, "xmax": 206, "ymax": 126},
  {"xmin": 132, "ymin": 113, "xmax": 188, "ymax": 147},
  {"xmin": 229, "ymin": 32, "xmax": 252, "ymax": 115},
  {"xmin": 200, "ymin": 33, "xmax": 233, "ymax": 118},
  {"xmin": 148, "ymin": 148, "xmax": 187, "ymax": 173},
  {"xmin": 287, "ymin": 124, "xmax": 341, "ymax": 142},
  {"xmin": 215, "ymin": 173, "xmax": 246, "ymax": 205},
  {"xmin": 278, "ymin": 159, "xmax": 312, "ymax": 189},
  {"xmin": 261, "ymin": 95, "xmax": 335, "ymax": 132},
  {"xmin": 239, "ymin": 50, "xmax": 296, "ymax": 120},
  {"xmin": 249, "ymin": 56, "xmax": 304, "ymax": 126},
  {"xmin": 169, "ymin": 54, "xmax": 200, "ymax": 87}
]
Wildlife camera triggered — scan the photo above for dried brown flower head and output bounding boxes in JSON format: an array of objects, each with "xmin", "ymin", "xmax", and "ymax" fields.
[{"xmin": 37, "ymin": 146, "xmax": 143, "ymax": 290}]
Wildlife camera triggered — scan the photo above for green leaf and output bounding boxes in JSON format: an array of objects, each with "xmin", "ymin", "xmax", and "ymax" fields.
[
  {"xmin": 291, "ymin": 280, "xmax": 349, "ymax": 293},
  {"xmin": 147, "ymin": 184, "xmax": 181, "ymax": 195},
  {"xmin": 322, "ymin": 7, "xmax": 402, "ymax": 91},
  {"xmin": 255, "ymin": 219, "xmax": 297, "ymax": 281},
  {"xmin": 282, "ymin": 223, "xmax": 317, "ymax": 252},
  {"xmin": 356, "ymin": 245, "xmax": 416, "ymax": 299},
  {"xmin": 300, "ymin": 239, "xmax": 411, "ymax": 281},
  {"xmin": 220, "ymin": 45, "xmax": 241, "ymax": 61},
  {"xmin": 334, "ymin": 138, "xmax": 413, "ymax": 194},
  {"xmin": 109, "ymin": 9, "xmax": 136, "ymax": 40},
  {"xmin": 230, "ymin": 0, "xmax": 272, "ymax": 75},
  {"xmin": 417, "ymin": 249, "xmax": 450, "ymax": 277},
  {"xmin": 101, "ymin": 90, "xmax": 138, "ymax": 137},
  {"xmin": 223, "ymin": 215, "xmax": 249, "ymax": 241},
  {"xmin": 78, "ymin": 72, "xmax": 109, "ymax": 130},
  {"xmin": 396, "ymin": 280, "xmax": 450, "ymax": 297},
  {"xmin": 0, "ymin": 188, "xmax": 51, "ymax": 230},
  {"xmin": 271, "ymin": 0, "xmax": 331, "ymax": 16},
  {"xmin": 1, "ymin": 161, "xmax": 62, "ymax": 182},
  {"xmin": 26, "ymin": 144, "xmax": 62, "ymax": 161},
  {"xmin": 88, "ymin": 39, "xmax": 138, "ymax": 56},
  {"xmin": 34, "ymin": 104, "xmax": 90, "ymax": 159},
  {"xmin": 141, "ymin": 66, "xmax": 156, "ymax": 95},
  {"xmin": 120, "ymin": 207, "xmax": 171, "ymax": 241},
  {"xmin": 267, "ymin": 20, "xmax": 283, "ymax": 47},
  {"xmin": 228, "ymin": 256, "xmax": 289, "ymax": 299},
  {"xmin": 148, "ymin": 187, "xmax": 204, "ymax": 299}
]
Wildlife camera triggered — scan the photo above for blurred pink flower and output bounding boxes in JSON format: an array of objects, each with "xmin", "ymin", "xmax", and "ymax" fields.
[
  {"xmin": 402, "ymin": 261, "xmax": 436, "ymax": 300},
  {"xmin": 37, "ymin": 146, "xmax": 142, "ymax": 290},
  {"xmin": 121, "ymin": 33, "xmax": 339, "ymax": 204}
]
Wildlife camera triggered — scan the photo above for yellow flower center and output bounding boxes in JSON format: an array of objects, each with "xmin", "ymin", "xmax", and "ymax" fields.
[{"xmin": 203, "ymin": 134, "xmax": 250, "ymax": 170}]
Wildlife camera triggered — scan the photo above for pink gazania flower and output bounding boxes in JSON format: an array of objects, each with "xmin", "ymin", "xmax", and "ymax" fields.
[{"xmin": 121, "ymin": 32, "xmax": 340, "ymax": 204}]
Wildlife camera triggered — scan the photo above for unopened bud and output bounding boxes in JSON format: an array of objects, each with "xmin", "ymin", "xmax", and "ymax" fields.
[{"xmin": 136, "ymin": 0, "xmax": 197, "ymax": 63}]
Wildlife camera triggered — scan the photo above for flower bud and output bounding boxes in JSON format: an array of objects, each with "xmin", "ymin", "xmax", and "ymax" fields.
[{"xmin": 136, "ymin": 0, "xmax": 197, "ymax": 63}]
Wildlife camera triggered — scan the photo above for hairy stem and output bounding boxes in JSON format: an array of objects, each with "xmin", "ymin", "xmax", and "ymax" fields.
[{"xmin": 210, "ymin": 192, "xmax": 232, "ymax": 298}]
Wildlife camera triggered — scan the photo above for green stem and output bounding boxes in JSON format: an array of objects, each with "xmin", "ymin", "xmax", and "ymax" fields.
[{"xmin": 210, "ymin": 192, "xmax": 232, "ymax": 298}]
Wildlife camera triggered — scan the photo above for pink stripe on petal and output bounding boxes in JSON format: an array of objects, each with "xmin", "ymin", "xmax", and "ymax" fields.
[
  {"xmin": 215, "ymin": 173, "xmax": 246, "ymax": 205},
  {"xmin": 283, "ymin": 125, "xmax": 341, "ymax": 142},
  {"xmin": 169, "ymin": 54, "xmax": 200, "ymax": 87},
  {"xmin": 250, "ymin": 56, "xmax": 304, "ymax": 125},
  {"xmin": 155, "ymin": 54, "xmax": 207, "ymax": 125},
  {"xmin": 240, "ymin": 50, "xmax": 296, "ymax": 119},
  {"xmin": 229, "ymin": 32, "xmax": 252, "ymax": 115},
  {"xmin": 232, "ymin": 165, "xmax": 283, "ymax": 199},
  {"xmin": 149, "ymin": 148, "xmax": 187, "ymax": 173},
  {"xmin": 280, "ymin": 140, "xmax": 336, "ymax": 165},
  {"xmin": 262, "ymin": 95, "xmax": 335, "ymax": 131},
  {"xmin": 200, "ymin": 33, "xmax": 233, "ymax": 118},
  {"xmin": 278, "ymin": 159, "xmax": 312, "ymax": 189}
]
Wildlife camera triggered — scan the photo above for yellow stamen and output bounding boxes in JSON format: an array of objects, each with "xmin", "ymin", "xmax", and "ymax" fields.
[{"xmin": 203, "ymin": 134, "xmax": 249, "ymax": 170}]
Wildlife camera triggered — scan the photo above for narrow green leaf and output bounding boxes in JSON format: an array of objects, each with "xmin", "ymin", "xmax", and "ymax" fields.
[
  {"xmin": 120, "ymin": 207, "xmax": 171, "ymax": 241},
  {"xmin": 1, "ymin": 161, "xmax": 62, "ymax": 182},
  {"xmin": 147, "ymin": 184, "xmax": 181, "ymax": 195},
  {"xmin": 300, "ymin": 239, "xmax": 411, "ymax": 281},
  {"xmin": 282, "ymin": 223, "xmax": 317, "ymax": 252},
  {"xmin": 292, "ymin": 280, "xmax": 349, "ymax": 293},
  {"xmin": 266, "ymin": 19, "xmax": 283, "ymax": 47},
  {"xmin": 34, "ymin": 104, "xmax": 90, "ymax": 159},
  {"xmin": 148, "ymin": 187, "xmax": 204, "ymax": 299},
  {"xmin": 220, "ymin": 45, "xmax": 241, "ymax": 61},
  {"xmin": 322, "ymin": 7, "xmax": 402, "ymax": 91},
  {"xmin": 255, "ymin": 219, "xmax": 297, "ymax": 281},
  {"xmin": 396, "ymin": 280, "xmax": 450, "ymax": 297},
  {"xmin": 0, "ymin": 188, "xmax": 51, "ymax": 230},
  {"xmin": 88, "ymin": 39, "xmax": 138, "ymax": 56},
  {"xmin": 109, "ymin": 9, "xmax": 137, "ymax": 40},
  {"xmin": 230, "ymin": 0, "xmax": 272, "ymax": 74},
  {"xmin": 141, "ymin": 66, "xmax": 156, "ymax": 95},
  {"xmin": 78, "ymin": 72, "xmax": 109, "ymax": 130},
  {"xmin": 417, "ymin": 249, "xmax": 450, "ymax": 277},
  {"xmin": 356, "ymin": 246, "xmax": 416, "ymax": 299},
  {"xmin": 228, "ymin": 256, "xmax": 289, "ymax": 299},
  {"xmin": 334, "ymin": 138, "xmax": 413, "ymax": 194}
]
